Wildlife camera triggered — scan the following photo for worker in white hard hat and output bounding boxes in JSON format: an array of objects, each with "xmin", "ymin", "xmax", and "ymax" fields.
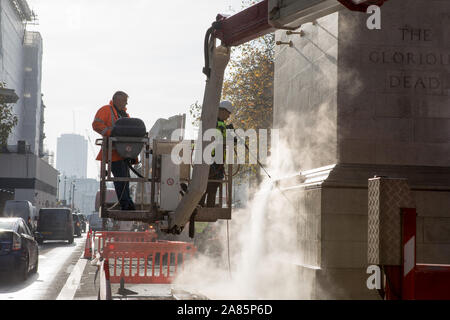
[
  {"xmin": 219, "ymin": 100, "xmax": 234, "ymax": 114},
  {"xmin": 200, "ymin": 100, "xmax": 235, "ymax": 208}
]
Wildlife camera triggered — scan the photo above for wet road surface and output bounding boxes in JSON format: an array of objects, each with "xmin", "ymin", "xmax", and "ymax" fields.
[{"xmin": 0, "ymin": 234, "xmax": 86, "ymax": 300}]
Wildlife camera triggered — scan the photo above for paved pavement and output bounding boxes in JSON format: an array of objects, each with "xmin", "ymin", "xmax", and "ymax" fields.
[
  {"xmin": 72, "ymin": 237, "xmax": 208, "ymax": 300},
  {"xmin": 73, "ymin": 257, "xmax": 207, "ymax": 300},
  {"xmin": 0, "ymin": 231, "xmax": 208, "ymax": 300},
  {"xmin": 73, "ymin": 258, "xmax": 175, "ymax": 300}
]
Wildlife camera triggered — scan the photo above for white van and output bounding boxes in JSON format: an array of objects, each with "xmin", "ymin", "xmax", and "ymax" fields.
[{"xmin": 2, "ymin": 200, "xmax": 37, "ymax": 231}]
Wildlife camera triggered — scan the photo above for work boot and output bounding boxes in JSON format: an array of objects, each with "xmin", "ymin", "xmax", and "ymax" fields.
[{"xmin": 125, "ymin": 202, "xmax": 136, "ymax": 211}]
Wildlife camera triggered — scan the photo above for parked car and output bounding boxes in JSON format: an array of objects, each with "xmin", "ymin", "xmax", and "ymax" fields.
[
  {"xmin": 72, "ymin": 214, "xmax": 82, "ymax": 237},
  {"xmin": 0, "ymin": 217, "xmax": 39, "ymax": 281},
  {"xmin": 2, "ymin": 200, "xmax": 38, "ymax": 232},
  {"xmin": 37, "ymin": 208, "xmax": 74, "ymax": 244}
]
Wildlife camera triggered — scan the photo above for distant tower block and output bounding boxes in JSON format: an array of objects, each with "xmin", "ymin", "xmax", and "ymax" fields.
[{"xmin": 57, "ymin": 134, "xmax": 88, "ymax": 179}]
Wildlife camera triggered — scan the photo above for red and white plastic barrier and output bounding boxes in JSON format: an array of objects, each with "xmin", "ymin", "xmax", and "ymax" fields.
[
  {"xmin": 384, "ymin": 208, "xmax": 450, "ymax": 300},
  {"xmin": 90, "ymin": 231, "xmax": 158, "ymax": 259},
  {"xmin": 101, "ymin": 241, "xmax": 196, "ymax": 284},
  {"xmin": 401, "ymin": 208, "xmax": 416, "ymax": 300}
]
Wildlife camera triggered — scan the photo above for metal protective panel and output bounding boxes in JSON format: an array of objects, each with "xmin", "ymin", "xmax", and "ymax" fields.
[
  {"xmin": 160, "ymin": 154, "xmax": 180, "ymax": 211},
  {"xmin": 368, "ymin": 177, "xmax": 415, "ymax": 265}
]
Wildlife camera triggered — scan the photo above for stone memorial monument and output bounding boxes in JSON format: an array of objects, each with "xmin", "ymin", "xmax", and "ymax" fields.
[{"xmin": 273, "ymin": 0, "xmax": 450, "ymax": 299}]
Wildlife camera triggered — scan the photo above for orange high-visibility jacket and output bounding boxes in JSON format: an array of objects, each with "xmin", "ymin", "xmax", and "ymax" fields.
[{"xmin": 92, "ymin": 101, "xmax": 130, "ymax": 162}]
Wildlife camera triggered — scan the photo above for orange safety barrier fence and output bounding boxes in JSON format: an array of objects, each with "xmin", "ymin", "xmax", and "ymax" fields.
[
  {"xmin": 101, "ymin": 241, "xmax": 197, "ymax": 284},
  {"xmin": 91, "ymin": 231, "xmax": 158, "ymax": 258}
]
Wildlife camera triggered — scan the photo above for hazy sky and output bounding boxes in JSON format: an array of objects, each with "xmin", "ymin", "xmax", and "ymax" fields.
[{"xmin": 26, "ymin": 0, "xmax": 242, "ymax": 179}]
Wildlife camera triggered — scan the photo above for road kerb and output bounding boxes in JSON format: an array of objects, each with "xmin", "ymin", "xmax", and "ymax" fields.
[{"xmin": 56, "ymin": 251, "xmax": 88, "ymax": 300}]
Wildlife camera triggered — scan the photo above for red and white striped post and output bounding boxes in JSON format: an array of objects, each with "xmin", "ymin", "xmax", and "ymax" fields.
[
  {"xmin": 91, "ymin": 231, "xmax": 96, "ymax": 258},
  {"xmin": 401, "ymin": 208, "xmax": 416, "ymax": 300},
  {"xmin": 98, "ymin": 259, "xmax": 112, "ymax": 300}
]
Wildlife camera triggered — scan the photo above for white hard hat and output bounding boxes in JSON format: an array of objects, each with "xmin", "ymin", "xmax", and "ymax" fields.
[{"xmin": 219, "ymin": 100, "xmax": 234, "ymax": 113}]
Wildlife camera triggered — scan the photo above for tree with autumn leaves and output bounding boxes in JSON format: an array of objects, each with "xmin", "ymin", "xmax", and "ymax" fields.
[
  {"xmin": 0, "ymin": 82, "xmax": 18, "ymax": 149},
  {"xmin": 223, "ymin": 31, "xmax": 274, "ymax": 185},
  {"xmin": 223, "ymin": 32, "xmax": 274, "ymax": 133}
]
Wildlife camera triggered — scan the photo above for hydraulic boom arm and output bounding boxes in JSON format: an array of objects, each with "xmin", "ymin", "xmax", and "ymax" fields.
[
  {"xmin": 168, "ymin": 42, "xmax": 230, "ymax": 233},
  {"xmin": 214, "ymin": 0, "xmax": 388, "ymax": 47}
]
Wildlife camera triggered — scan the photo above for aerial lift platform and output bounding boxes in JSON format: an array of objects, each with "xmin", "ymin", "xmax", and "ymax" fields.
[{"xmin": 96, "ymin": 136, "xmax": 233, "ymax": 228}]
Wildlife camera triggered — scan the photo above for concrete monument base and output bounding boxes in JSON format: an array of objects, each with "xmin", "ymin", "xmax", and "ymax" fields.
[{"xmin": 279, "ymin": 164, "xmax": 450, "ymax": 299}]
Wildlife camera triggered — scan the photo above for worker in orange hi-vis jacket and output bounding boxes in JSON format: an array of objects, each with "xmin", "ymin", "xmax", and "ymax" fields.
[{"xmin": 92, "ymin": 91, "xmax": 136, "ymax": 211}]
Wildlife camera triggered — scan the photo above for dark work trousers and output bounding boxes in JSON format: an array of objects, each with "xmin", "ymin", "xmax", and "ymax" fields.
[
  {"xmin": 200, "ymin": 163, "xmax": 225, "ymax": 208},
  {"xmin": 111, "ymin": 160, "xmax": 135, "ymax": 210}
]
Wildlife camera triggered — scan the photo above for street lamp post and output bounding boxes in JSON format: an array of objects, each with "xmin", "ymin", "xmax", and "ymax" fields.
[
  {"xmin": 63, "ymin": 176, "xmax": 67, "ymax": 205},
  {"xmin": 68, "ymin": 181, "xmax": 72, "ymax": 209},
  {"xmin": 56, "ymin": 175, "xmax": 60, "ymax": 202},
  {"xmin": 71, "ymin": 181, "xmax": 77, "ymax": 211}
]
